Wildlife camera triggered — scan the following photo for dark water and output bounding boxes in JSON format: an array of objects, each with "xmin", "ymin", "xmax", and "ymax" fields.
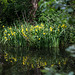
[{"xmin": 0, "ymin": 45, "xmax": 75, "ymax": 75}]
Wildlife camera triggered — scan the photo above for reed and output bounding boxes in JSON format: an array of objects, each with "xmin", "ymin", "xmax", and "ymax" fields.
[{"xmin": 1, "ymin": 22, "xmax": 69, "ymax": 49}]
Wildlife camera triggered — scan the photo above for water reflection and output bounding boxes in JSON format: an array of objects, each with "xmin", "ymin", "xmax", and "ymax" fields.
[{"xmin": 0, "ymin": 46, "xmax": 75, "ymax": 75}]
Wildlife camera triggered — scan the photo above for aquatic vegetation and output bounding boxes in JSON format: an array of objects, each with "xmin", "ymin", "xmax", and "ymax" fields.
[
  {"xmin": 4, "ymin": 52, "xmax": 17, "ymax": 63},
  {"xmin": 1, "ymin": 22, "xmax": 69, "ymax": 48}
]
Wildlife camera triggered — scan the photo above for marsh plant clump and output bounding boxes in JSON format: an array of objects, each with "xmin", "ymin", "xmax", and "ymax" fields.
[{"xmin": 1, "ymin": 23, "xmax": 69, "ymax": 48}]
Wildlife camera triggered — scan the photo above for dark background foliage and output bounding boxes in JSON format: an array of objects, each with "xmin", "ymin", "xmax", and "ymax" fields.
[
  {"xmin": 0, "ymin": 0, "xmax": 75, "ymax": 26},
  {"xmin": 0, "ymin": 0, "xmax": 31, "ymax": 25}
]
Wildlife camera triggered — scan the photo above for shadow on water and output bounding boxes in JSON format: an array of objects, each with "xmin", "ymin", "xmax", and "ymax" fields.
[{"xmin": 0, "ymin": 45, "xmax": 75, "ymax": 75}]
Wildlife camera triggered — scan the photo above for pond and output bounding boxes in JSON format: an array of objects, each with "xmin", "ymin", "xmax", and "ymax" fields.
[{"xmin": 0, "ymin": 45, "xmax": 75, "ymax": 75}]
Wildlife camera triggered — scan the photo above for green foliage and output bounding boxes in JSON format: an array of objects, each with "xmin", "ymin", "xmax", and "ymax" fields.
[
  {"xmin": 0, "ymin": 0, "xmax": 31, "ymax": 25},
  {"xmin": 36, "ymin": 0, "xmax": 75, "ymax": 45},
  {"xmin": 1, "ymin": 22, "xmax": 70, "ymax": 48},
  {"xmin": 37, "ymin": 0, "xmax": 71, "ymax": 25}
]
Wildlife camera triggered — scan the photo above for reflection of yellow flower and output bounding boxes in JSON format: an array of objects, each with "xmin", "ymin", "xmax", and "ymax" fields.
[
  {"xmin": 44, "ymin": 62, "xmax": 47, "ymax": 66},
  {"xmin": 3, "ymin": 25, "xmax": 5, "ymax": 28},
  {"xmin": 23, "ymin": 61, "xmax": 25, "ymax": 65},
  {"xmin": 14, "ymin": 58, "xmax": 17, "ymax": 62},
  {"xmin": 6, "ymin": 59, "xmax": 8, "ymax": 61},
  {"xmin": 31, "ymin": 64, "xmax": 34, "ymax": 68},
  {"xmin": 39, "ymin": 57, "xmax": 41, "ymax": 59},
  {"xmin": 10, "ymin": 60, "xmax": 13, "ymax": 62},
  {"xmin": 51, "ymin": 64, "xmax": 54, "ymax": 67},
  {"xmin": 63, "ymin": 61, "xmax": 66, "ymax": 65},
  {"xmin": 8, "ymin": 39, "xmax": 10, "ymax": 40},
  {"xmin": 27, "ymin": 62, "xmax": 29, "ymax": 66},
  {"xmin": 22, "ymin": 56, "xmax": 28, "ymax": 65},
  {"xmin": 58, "ymin": 62, "xmax": 60, "ymax": 65},
  {"xmin": 37, "ymin": 64, "xmax": 40, "ymax": 68},
  {"xmin": 43, "ymin": 33, "xmax": 46, "ymax": 35}
]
